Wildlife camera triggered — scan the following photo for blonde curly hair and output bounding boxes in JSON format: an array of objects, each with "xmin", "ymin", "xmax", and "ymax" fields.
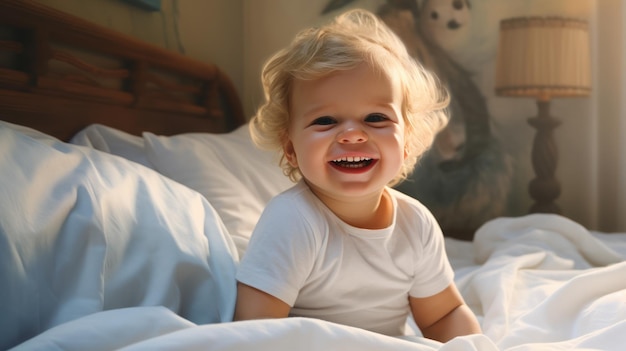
[{"xmin": 249, "ymin": 9, "xmax": 449, "ymax": 186}]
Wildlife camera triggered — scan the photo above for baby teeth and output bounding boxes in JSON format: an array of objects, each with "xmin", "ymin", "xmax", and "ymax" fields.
[{"xmin": 333, "ymin": 156, "xmax": 372, "ymax": 162}]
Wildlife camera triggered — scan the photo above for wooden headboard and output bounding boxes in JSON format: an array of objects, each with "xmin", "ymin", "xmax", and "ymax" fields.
[{"xmin": 0, "ymin": 0, "xmax": 246, "ymax": 141}]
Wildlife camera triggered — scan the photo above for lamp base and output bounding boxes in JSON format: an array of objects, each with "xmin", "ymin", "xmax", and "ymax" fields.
[{"xmin": 527, "ymin": 100, "xmax": 561, "ymax": 214}]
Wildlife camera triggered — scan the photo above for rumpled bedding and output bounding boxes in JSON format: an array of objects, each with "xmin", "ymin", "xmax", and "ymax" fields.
[
  {"xmin": 2, "ymin": 121, "xmax": 626, "ymax": 350},
  {"xmin": 12, "ymin": 215, "xmax": 626, "ymax": 351}
]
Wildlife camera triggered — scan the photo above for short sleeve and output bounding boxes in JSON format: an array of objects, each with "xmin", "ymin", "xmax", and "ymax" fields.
[
  {"xmin": 409, "ymin": 210, "xmax": 455, "ymax": 298},
  {"xmin": 236, "ymin": 194, "xmax": 318, "ymax": 306}
]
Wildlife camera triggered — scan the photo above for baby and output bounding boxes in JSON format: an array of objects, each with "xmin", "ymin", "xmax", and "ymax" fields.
[{"xmin": 235, "ymin": 9, "xmax": 481, "ymax": 342}]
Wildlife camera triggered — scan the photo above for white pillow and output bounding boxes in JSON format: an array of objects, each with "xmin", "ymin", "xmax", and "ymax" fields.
[
  {"xmin": 143, "ymin": 124, "xmax": 293, "ymax": 257},
  {"xmin": 0, "ymin": 121, "xmax": 239, "ymax": 350},
  {"xmin": 70, "ymin": 124, "xmax": 153, "ymax": 168}
]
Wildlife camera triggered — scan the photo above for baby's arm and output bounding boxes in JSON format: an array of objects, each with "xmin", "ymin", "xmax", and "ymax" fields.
[
  {"xmin": 234, "ymin": 282, "xmax": 290, "ymax": 321},
  {"xmin": 409, "ymin": 284, "xmax": 481, "ymax": 343}
]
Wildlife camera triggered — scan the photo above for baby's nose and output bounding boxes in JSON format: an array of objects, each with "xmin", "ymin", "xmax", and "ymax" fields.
[{"xmin": 337, "ymin": 127, "xmax": 368, "ymax": 144}]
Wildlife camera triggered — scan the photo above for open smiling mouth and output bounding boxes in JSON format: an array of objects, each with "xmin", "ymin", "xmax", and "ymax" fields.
[{"xmin": 330, "ymin": 156, "xmax": 375, "ymax": 169}]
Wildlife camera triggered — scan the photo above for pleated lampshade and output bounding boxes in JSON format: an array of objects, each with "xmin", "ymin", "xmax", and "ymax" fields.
[{"xmin": 494, "ymin": 16, "xmax": 591, "ymax": 101}]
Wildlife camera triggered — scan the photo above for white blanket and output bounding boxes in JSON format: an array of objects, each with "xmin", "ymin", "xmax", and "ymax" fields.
[
  {"xmin": 12, "ymin": 214, "xmax": 626, "ymax": 351},
  {"xmin": 462, "ymin": 214, "xmax": 626, "ymax": 350}
]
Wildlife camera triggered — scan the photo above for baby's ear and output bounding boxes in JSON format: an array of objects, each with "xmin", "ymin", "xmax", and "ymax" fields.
[
  {"xmin": 283, "ymin": 139, "xmax": 298, "ymax": 167},
  {"xmin": 403, "ymin": 132, "xmax": 410, "ymax": 159}
]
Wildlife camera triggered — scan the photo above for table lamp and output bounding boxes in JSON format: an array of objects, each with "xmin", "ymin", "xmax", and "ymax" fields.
[{"xmin": 494, "ymin": 16, "xmax": 591, "ymax": 214}]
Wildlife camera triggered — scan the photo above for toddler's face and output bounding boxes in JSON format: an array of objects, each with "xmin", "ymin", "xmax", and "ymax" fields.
[{"xmin": 284, "ymin": 63, "xmax": 405, "ymax": 202}]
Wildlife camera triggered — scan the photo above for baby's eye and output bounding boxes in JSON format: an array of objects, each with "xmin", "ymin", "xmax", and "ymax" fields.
[
  {"xmin": 310, "ymin": 116, "xmax": 337, "ymax": 126},
  {"xmin": 365, "ymin": 113, "xmax": 389, "ymax": 123}
]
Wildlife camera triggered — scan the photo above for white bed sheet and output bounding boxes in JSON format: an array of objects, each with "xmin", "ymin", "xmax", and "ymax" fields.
[{"xmin": 10, "ymin": 213, "xmax": 626, "ymax": 351}]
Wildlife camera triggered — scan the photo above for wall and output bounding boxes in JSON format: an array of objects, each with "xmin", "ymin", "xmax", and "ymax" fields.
[
  {"xmin": 176, "ymin": 1, "xmax": 244, "ymax": 102},
  {"xmin": 594, "ymin": 0, "xmax": 626, "ymax": 232},
  {"xmin": 242, "ymin": 0, "xmax": 385, "ymax": 118}
]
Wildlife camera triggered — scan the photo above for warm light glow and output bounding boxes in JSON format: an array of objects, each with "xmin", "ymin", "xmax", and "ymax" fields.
[{"xmin": 494, "ymin": 16, "xmax": 591, "ymax": 100}]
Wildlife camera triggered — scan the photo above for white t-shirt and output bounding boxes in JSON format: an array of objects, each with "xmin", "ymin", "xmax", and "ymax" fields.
[{"xmin": 236, "ymin": 180, "xmax": 454, "ymax": 336}]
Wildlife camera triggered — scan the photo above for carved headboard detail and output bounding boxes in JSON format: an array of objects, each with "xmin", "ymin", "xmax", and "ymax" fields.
[{"xmin": 0, "ymin": 0, "xmax": 246, "ymax": 140}]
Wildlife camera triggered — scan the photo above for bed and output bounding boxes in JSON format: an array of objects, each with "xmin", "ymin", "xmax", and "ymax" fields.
[{"xmin": 2, "ymin": 1, "xmax": 626, "ymax": 350}]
